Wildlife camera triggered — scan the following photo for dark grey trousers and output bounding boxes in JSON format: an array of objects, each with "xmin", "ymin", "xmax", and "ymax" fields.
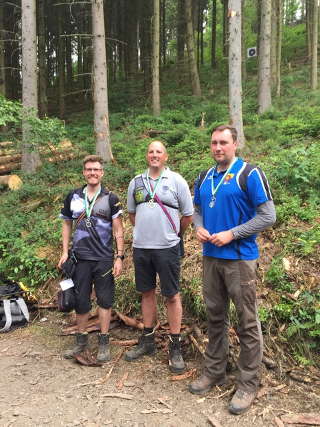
[{"xmin": 202, "ymin": 257, "xmax": 263, "ymax": 392}]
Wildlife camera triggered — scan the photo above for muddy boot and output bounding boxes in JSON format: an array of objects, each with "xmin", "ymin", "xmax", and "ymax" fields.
[
  {"xmin": 64, "ymin": 332, "xmax": 88, "ymax": 359},
  {"xmin": 124, "ymin": 330, "xmax": 155, "ymax": 361},
  {"xmin": 228, "ymin": 389, "xmax": 257, "ymax": 415},
  {"xmin": 96, "ymin": 333, "xmax": 111, "ymax": 363},
  {"xmin": 168, "ymin": 335, "xmax": 185, "ymax": 374}
]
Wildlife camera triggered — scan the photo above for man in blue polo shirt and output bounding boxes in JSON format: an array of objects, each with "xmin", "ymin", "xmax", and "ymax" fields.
[{"xmin": 189, "ymin": 125, "xmax": 276, "ymax": 415}]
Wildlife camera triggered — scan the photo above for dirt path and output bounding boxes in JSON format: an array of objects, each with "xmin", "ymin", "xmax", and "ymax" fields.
[{"xmin": 1, "ymin": 318, "xmax": 319, "ymax": 427}]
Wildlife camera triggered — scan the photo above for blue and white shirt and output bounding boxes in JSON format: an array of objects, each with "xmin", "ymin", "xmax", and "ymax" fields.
[{"xmin": 194, "ymin": 158, "xmax": 272, "ymax": 260}]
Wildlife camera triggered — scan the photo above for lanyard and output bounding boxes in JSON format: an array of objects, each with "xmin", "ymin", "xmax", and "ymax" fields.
[
  {"xmin": 146, "ymin": 168, "xmax": 165, "ymax": 200},
  {"xmin": 83, "ymin": 186, "xmax": 100, "ymax": 218},
  {"xmin": 210, "ymin": 157, "xmax": 238, "ymax": 200}
]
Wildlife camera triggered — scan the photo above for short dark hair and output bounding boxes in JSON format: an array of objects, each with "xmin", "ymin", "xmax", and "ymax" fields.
[
  {"xmin": 212, "ymin": 125, "xmax": 238, "ymax": 142},
  {"xmin": 83, "ymin": 155, "xmax": 104, "ymax": 168}
]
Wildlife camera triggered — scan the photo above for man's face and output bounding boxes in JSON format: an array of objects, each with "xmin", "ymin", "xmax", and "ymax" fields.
[
  {"xmin": 211, "ymin": 130, "xmax": 238, "ymax": 166},
  {"xmin": 146, "ymin": 142, "xmax": 168, "ymax": 169},
  {"xmin": 83, "ymin": 161, "xmax": 104, "ymax": 186}
]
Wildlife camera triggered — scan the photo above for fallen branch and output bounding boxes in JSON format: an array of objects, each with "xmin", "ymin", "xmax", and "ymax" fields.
[
  {"xmin": 207, "ymin": 415, "xmax": 223, "ymax": 427},
  {"xmin": 281, "ymin": 413, "xmax": 320, "ymax": 425},
  {"xmin": 116, "ymin": 372, "xmax": 128, "ymax": 390},
  {"xmin": 115, "ymin": 311, "xmax": 144, "ymax": 330},
  {"xmin": 111, "ymin": 339, "xmax": 138, "ymax": 347},
  {"xmin": 101, "ymin": 393, "xmax": 133, "ymax": 400},
  {"xmin": 189, "ymin": 334, "xmax": 205, "ymax": 355},
  {"xmin": 97, "ymin": 348, "xmax": 125, "ymax": 385},
  {"xmin": 170, "ymin": 368, "xmax": 196, "ymax": 381},
  {"xmin": 274, "ymin": 417, "xmax": 285, "ymax": 427}
]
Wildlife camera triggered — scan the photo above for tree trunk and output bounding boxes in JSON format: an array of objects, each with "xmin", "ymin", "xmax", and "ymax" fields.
[
  {"xmin": 310, "ymin": 0, "xmax": 318, "ymax": 89},
  {"xmin": 241, "ymin": 0, "xmax": 246, "ymax": 81},
  {"xmin": 125, "ymin": 0, "xmax": 139, "ymax": 79},
  {"xmin": 177, "ymin": 0, "xmax": 186, "ymax": 83},
  {"xmin": 258, "ymin": 0, "xmax": 272, "ymax": 114},
  {"xmin": 222, "ymin": 0, "xmax": 228, "ymax": 57},
  {"xmin": 38, "ymin": 0, "xmax": 48, "ymax": 116},
  {"xmin": 270, "ymin": 0, "xmax": 277, "ymax": 89},
  {"xmin": 185, "ymin": 0, "xmax": 202, "ymax": 96},
  {"xmin": 92, "ymin": 0, "xmax": 113, "ymax": 162},
  {"xmin": 21, "ymin": 0, "xmax": 41, "ymax": 173},
  {"xmin": 58, "ymin": 8, "xmax": 65, "ymax": 119},
  {"xmin": 211, "ymin": 0, "xmax": 217, "ymax": 68},
  {"xmin": 161, "ymin": 0, "xmax": 166, "ymax": 66},
  {"xmin": 0, "ymin": 4, "xmax": 5, "ymax": 96},
  {"xmin": 228, "ymin": 0, "xmax": 245, "ymax": 147},
  {"xmin": 152, "ymin": 0, "xmax": 161, "ymax": 116},
  {"xmin": 276, "ymin": 0, "xmax": 282, "ymax": 97},
  {"xmin": 140, "ymin": 0, "xmax": 152, "ymax": 94}
]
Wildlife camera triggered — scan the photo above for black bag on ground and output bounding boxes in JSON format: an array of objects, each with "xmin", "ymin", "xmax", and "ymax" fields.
[
  {"xmin": 0, "ymin": 278, "xmax": 30, "ymax": 332},
  {"xmin": 57, "ymin": 286, "xmax": 76, "ymax": 313}
]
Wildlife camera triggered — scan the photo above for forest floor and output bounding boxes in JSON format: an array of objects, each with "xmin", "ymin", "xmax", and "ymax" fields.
[{"xmin": 1, "ymin": 312, "xmax": 320, "ymax": 427}]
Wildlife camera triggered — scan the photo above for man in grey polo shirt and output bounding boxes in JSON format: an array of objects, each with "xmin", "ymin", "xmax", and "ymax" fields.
[{"xmin": 125, "ymin": 140, "xmax": 193, "ymax": 373}]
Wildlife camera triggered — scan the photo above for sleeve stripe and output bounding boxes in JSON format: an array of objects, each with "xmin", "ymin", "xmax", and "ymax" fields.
[
  {"xmin": 236, "ymin": 162, "xmax": 247, "ymax": 190},
  {"xmin": 250, "ymin": 167, "xmax": 273, "ymax": 200},
  {"xmin": 199, "ymin": 167, "xmax": 214, "ymax": 190}
]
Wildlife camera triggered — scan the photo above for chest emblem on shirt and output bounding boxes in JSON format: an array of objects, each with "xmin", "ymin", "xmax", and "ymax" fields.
[
  {"xmin": 223, "ymin": 173, "xmax": 234, "ymax": 184},
  {"xmin": 135, "ymin": 189, "xmax": 145, "ymax": 203}
]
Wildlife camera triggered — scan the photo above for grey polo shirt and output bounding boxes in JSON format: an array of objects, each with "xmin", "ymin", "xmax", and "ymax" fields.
[{"xmin": 127, "ymin": 168, "xmax": 194, "ymax": 249}]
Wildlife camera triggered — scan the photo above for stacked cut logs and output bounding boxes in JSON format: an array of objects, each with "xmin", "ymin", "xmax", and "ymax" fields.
[{"xmin": 0, "ymin": 140, "xmax": 76, "ymax": 190}]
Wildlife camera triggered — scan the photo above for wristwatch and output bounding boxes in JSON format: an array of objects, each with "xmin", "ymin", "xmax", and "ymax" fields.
[{"xmin": 116, "ymin": 255, "xmax": 125, "ymax": 260}]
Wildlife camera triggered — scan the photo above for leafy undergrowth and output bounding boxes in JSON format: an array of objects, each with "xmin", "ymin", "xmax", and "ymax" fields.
[{"xmin": 0, "ymin": 65, "xmax": 319, "ymax": 366}]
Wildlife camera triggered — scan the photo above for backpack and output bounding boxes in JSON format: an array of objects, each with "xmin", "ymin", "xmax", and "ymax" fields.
[{"xmin": 0, "ymin": 279, "xmax": 30, "ymax": 333}]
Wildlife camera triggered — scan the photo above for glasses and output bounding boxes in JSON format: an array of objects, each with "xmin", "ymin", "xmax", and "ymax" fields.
[{"xmin": 84, "ymin": 168, "xmax": 102, "ymax": 173}]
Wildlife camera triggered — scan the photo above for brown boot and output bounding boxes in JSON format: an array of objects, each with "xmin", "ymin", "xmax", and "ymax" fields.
[
  {"xmin": 228, "ymin": 389, "xmax": 257, "ymax": 415},
  {"xmin": 189, "ymin": 374, "xmax": 226, "ymax": 395}
]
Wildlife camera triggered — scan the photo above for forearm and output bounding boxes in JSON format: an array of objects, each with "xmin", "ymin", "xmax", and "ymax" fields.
[
  {"xmin": 180, "ymin": 215, "xmax": 193, "ymax": 235},
  {"xmin": 231, "ymin": 200, "xmax": 276, "ymax": 239},
  {"xmin": 113, "ymin": 217, "xmax": 124, "ymax": 255},
  {"xmin": 193, "ymin": 206, "xmax": 204, "ymax": 229},
  {"xmin": 61, "ymin": 221, "xmax": 72, "ymax": 254},
  {"xmin": 129, "ymin": 213, "xmax": 136, "ymax": 226}
]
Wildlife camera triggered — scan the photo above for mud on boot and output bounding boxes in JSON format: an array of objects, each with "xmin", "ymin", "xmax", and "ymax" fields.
[
  {"xmin": 64, "ymin": 332, "xmax": 88, "ymax": 359},
  {"xmin": 96, "ymin": 333, "xmax": 111, "ymax": 363},
  {"xmin": 168, "ymin": 335, "xmax": 185, "ymax": 374},
  {"xmin": 124, "ymin": 331, "xmax": 155, "ymax": 361}
]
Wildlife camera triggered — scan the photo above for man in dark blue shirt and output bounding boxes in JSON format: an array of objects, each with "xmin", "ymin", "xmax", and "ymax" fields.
[
  {"xmin": 189, "ymin": 125, "xmax": 276, "ymax": 415},
  {"xmin": 58, "ymin": 155, "xmax": 124, "ymax": 362}
]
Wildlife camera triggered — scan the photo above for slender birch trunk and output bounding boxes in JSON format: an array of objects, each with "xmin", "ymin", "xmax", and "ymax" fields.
[
  {"xmin": 310, "ymin": 0, "xmax": 318, "ymax": 89},
  {"xmin": 92, "ymin": 0, "xmax": 113, "ymax": 162},
  {"xmin": 21, "ymin": 0, "xmax": 41, "ymax": 172},
  {"xmin": 229, "ymin": 0, "xmax": 245, "ymax": 147},
  {"xmin": 258, "ymin": 0, "xmax": 272, "ymax": 114},
  {"xmin": 152, "ymin": 0, "xmax": 161, "ymax": 116}
]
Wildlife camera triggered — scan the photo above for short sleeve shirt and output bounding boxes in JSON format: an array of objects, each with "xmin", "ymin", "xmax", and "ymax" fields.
[
  {"xmin": 60, "ymin": 186, "xmax": 122, "ymax": 261},
  {"xmin": 194, "ymin": 158, "xmax": 272, "ymax": 260},
  {"xmin": 127, "ymin": 168, "xmax": 194, "ymax": 249}
]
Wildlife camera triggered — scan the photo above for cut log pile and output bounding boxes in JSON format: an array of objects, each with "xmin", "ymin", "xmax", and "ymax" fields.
[{"xmin": 0, "ymin": 139, "xmax": 76, "ymax": 190}]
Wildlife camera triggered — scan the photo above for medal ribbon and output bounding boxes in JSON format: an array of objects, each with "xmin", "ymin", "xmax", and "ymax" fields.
[
  {"xmin": 84, "ymin": 186, "xmax": 100, "ymax": 219},
  {"xmin": 210, "ymin": 157, "xmax": 238, "ymax": 200},
  {"xmin": 146, "ymin": 168, "xmax": 165, "ymax": 200}
]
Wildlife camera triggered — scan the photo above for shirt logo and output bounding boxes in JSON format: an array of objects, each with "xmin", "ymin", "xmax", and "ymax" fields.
[
  {"xmin": 223, "ymin": 173, "xmax": 234, "ymax": 184},
  {"xmin": 135, "ymin": 189, "xmax": 145, "ymax": 203}
]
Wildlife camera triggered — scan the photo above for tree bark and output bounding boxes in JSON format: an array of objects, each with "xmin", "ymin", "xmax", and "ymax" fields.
[
  {"xmin": 92, "ymin": 0, "xmax": 113, "ymax": 162},
  {"xmin": 21, "ymin": 0, "xmax": 41, "ymax": 173},
  {"xmin": 185, "ymin": 0, "xmax": 202, "ymax": 96},
  {"xmin": 276, "ymin": 0, "xmax": 282, "ymax": 97},
  {"xmin": 241, "ymin": 0, "xmax": 246, "ymax": 81},
  {"xmin": 177, "ymin": 0, "xmax": 186, "ymax": 83},
  {"xmin": 228, "ymin": 0, "xmax": 245, "ymax": 147},
  {"xmin": 161, "ymin": 0, "xmax": 166, "ymax": 66},
  {"xmin": 222, "ymin": 0, "xmax": 228, "ymax": 57},
  {"xmin": 211, "ymin": 0, "xmax": 217, "ymax": 68},
  {"xmin": 310, "ymin": 0, "xmax": 318, "ymax": 89},
  {"xmin": 140, "ymin": 0, "xmax": 153, "ymax": 94},
  {"xmin": 58, "ymin": 7, "xmax": 65, "ymax": 119},
  {"xmin": 0, "ymin": 5, "xmax": 5, "ymax": 96},
  {"xmin": 152, "ymin": 0, "xmax": 161, "ymax": 116},
  {"xmin": 38, "ymin": 0, "xmax": 48, "ymax": 116},
  {"xmin": 258, "ymin": 0, "xmax": 272, "ymax": 114}
]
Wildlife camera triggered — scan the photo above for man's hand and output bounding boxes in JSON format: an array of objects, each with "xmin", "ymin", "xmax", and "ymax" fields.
[
  {"xmin": 113, "ymin": 258, "xmax": 123, "ymax": 277},
  {"xmin": 58, "ymin": 252, "xmax": 69, "ymax": 269},
  {"xmin": 209, "ymin": 230, "xmax": 234, "ymax": 247},
  {"xmin": 196, "ymin": 226, "xmax": 211, "ymax": 243}
]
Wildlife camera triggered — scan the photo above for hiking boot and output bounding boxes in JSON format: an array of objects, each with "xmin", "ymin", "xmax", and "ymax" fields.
[
  {"xmin": 189, "ymin": 374, "xmax": 226, "ymax": 395},
  {"xmin": 124, "ymin": 331, "xmax": 155, "ymax": 361},
  {"xmin": 96, "ymin": 333, "xmax": 111, "ymax": 363},
  {"xmin": 168, "ymin": 336, "xmax": 185, "ymax": 374},
  {"xmin": 64, "ymin": 332, "xmax": 88, "ymax": 359},
  {"xmin": 228, "ymin": 389, "xmax": 257, "ymax": 415}
]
